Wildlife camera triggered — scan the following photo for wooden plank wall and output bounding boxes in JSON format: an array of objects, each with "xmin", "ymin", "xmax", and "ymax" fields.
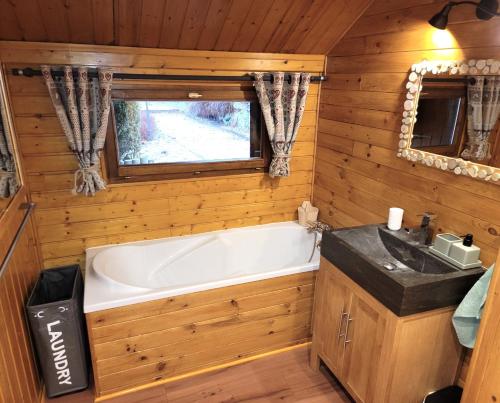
[
  {"xmin": 0, "ymin": 42, "xmax": 324, "ymax": 269},
  {"xmin": 86, "ymin": 271, "xmax": 316, "ymax": 397},
  {"xmin": 0, "ymin": 64, "xmax": 43, "ymax": 402},
  {"xmin": 0, "ymin": 0, "xmax": 372, "ymax": 55},
  {"xmin": 314, "ymin": 0, "xmax": 500, "ymax": 266},
  {"xmin": 0, "ymin": 190, "xmax": 42, "ymax": 403}
]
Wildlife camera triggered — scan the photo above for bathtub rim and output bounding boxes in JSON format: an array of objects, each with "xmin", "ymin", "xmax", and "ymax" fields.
[{"xmin": 84, "ymin": 221, "xmax": 319, "ymax": 313}]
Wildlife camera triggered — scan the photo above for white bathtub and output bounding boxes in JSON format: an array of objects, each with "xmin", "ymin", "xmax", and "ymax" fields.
[{"xmin": 84, "ymin": 221, "xmax": 320, "ymax": 313}]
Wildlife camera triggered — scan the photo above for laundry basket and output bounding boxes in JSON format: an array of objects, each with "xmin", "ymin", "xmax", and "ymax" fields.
[{"xmin": 26, "ymin": 265, "xmax": 89, "ymax": 398}]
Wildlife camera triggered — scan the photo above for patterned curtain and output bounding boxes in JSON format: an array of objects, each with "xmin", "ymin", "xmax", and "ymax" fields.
[
  {"xmin": 461, "ymin": 76, "xmax": 500, "ymax": 162},
  {"xmin": 0, "ymin": 94, "xmax": 18, "ymax": 199},
  {"xmin": 41, "ymin": 66, "xmax": 113, "ymax": 196},
  {"xmin": 253, "ymin": 72, "xmax": 311, "ymax": 177}
]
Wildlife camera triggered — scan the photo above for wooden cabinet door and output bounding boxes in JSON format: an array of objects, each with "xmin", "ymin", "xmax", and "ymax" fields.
[
  {"xmin": 311, "ymin": 264, "xmax": 351, "ymax": 375},
  {"xmin": 341, "ymin": 292, "xmax": 387, "ymax": 403}
]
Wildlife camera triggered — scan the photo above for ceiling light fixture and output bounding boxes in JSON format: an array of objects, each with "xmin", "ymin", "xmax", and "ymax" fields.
[{"xmin": 429, "ymin": 0, "xmax": 500, "ymax": 29}]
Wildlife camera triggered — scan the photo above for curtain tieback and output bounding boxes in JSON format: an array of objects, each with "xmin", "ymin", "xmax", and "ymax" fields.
[
  {"xmin": 273, "ymin": 152, "xmax": 291, "ymax": 159},
  {"xmin": 470, "ymin": 131, "xmax": 492, "ymax": 141},
  {"xmin": 0, "ymin": 171, "xmax": 16, "ymax": 178},
  {"xmin": 72, "ymin": 166, "xmax": 99, "ymax": 195}
]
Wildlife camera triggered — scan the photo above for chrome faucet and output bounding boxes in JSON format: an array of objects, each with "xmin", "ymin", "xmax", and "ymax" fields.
[
  {"xmin": 405, "ymin": 212, "xmax": 437, "ymax": 246},
  {"xmin": 305, "ymin": 221, "xmax": 332, "ymax": 263},
  {"xmin": 305, "ymin": 221, "xmax": 332, "ymax": 234}
]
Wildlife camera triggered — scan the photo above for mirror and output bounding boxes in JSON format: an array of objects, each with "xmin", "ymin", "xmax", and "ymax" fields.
[
  {"xmin": 0, "ymin": 67, "xmax": 20, "ymax": 215},
  {"xmin": 398, "ymin": 60, "xmax": 500, "ymax": 183}
]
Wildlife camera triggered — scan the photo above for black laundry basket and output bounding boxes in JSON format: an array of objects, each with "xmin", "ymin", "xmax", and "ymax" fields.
[{"xmin": 26, "ymin": 265, "xmax": 89, "ymax": 398}]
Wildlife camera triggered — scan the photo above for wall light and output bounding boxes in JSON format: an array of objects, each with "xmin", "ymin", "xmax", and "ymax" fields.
[
  {"xmin": 431, "ymin": 28, "xmax": 457, "ymax": 48},
  {"xmin": 429, "ymin": 0, "xmax": 500, "ymax": 29}
]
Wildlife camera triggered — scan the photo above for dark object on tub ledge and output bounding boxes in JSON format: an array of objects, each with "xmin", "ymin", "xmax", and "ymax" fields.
[{"xmin": 320, "ymin": 225, "xmax": 484, "ymax": 316}]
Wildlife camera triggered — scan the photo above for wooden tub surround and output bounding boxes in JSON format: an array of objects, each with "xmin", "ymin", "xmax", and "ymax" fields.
[{"xmin": 86, "ymin": 271, "xmax": 316, "ymax": 398}]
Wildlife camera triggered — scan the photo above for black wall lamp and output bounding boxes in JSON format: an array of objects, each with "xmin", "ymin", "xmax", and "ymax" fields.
[{"xmin": 429, "ymin": 0, "xmax": 500, "ymax": 29}]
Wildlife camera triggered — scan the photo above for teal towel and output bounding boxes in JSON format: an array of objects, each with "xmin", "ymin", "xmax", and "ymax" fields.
[{"xmin": 452, "ymin": 265, "xmax": 494, "ymax": 348}]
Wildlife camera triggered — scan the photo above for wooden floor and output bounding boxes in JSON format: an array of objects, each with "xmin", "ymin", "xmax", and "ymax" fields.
[{"xmin": 46, "ymin": 347, "xmax": 352, "ymax": 402}]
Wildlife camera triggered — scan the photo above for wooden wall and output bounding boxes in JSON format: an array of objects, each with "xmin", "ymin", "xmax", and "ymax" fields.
[
  {"xmin": 0, "ymin": 0, "xmax": 372, "ymax": 55},
  {"xmin": 314, "ymin": 0, "xmax": 500, "ymax": 266},
  {"xmin": 0, "ymin": 190, "xmax": 42, "ymax": 403},
  {"xmin": 0, "ymin": 62, "xmax": 43, "ymax": 402},
  {"xmin": 0, "ymin": 42, "xmax": 324, "ymax": 269}
]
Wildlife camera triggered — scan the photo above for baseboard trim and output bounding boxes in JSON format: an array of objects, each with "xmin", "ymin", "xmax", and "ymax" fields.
[{"xmin": 95, "ymin": 341, "xmax": 311, "ymax": 402}]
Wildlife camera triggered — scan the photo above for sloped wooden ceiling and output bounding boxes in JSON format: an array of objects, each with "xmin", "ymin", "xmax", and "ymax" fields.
[{"xmin": 0, "ymin": 0, "xmax": 372, "ymax": 54}]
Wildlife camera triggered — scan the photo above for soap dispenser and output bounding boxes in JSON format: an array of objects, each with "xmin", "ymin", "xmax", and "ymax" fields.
[{"xmin": 448, "ymin": 234, "xmax": 481, "ymax": 267}]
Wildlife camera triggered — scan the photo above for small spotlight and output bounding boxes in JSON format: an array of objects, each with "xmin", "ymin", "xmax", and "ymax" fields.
[
  {"xmin": 428, "ymin": 1, "xmax": 499, "ymax": 29},
  {"xmin": 477, "ymin": 0, "xmax": 499, "ymax": 19},
  {"xmin": 429, "ymin": 4, "xmax": 453, "ymax": 30}
]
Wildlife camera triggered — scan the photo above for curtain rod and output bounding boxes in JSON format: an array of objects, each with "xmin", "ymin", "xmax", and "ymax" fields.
[{"xmin": 11, "ymin": 67, "xmax": 326, "ymax": 82}]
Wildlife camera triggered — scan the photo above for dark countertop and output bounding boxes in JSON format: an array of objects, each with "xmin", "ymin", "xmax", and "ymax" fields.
[{"xmin": 321, "ymin": 225, "xmax": 484, "ymax": 316}]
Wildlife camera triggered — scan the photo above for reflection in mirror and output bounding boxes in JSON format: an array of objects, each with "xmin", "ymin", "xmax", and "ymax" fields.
[
  {"xmin": 463, "ymin": 76, "xmax": 500, "ymax": 166},
  {"xmin": 0, "ymin": 70, "xmax": 20, "ymax": 211},
  {"xmin": 411, "ymin": 77, "xmax": 467, "ymax": 157},
  {"xmin": 411, "ymin": 75, "xmax": 499, "ymax": 168}
]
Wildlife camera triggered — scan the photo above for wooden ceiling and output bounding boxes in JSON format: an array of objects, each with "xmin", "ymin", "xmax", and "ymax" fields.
[{"xmin": 0, "ymin": 0, "xmax": 372, "ymax": 55}]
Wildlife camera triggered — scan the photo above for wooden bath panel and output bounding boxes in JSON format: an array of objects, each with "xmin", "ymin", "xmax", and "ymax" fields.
[{"xmin": 86, "ymin": 271, "xmax": 316, "ymax": 397}]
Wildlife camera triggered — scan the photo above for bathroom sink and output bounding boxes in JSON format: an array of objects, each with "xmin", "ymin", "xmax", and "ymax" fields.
[
  {"xmin": 321, "ymin": 225, "xmax": 484, "ymax": 316},
  {"xmin": 378, "ymin": 228, "xmax": 457, "ymax": 275}
]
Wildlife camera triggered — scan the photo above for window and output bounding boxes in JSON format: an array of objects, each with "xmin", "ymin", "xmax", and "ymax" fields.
[{"xmin": 104, "ymin": 83, "xmax": 269, "ymax": 183}]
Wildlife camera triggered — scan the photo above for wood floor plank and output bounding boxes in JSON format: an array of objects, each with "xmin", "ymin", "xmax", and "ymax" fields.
[{"xmin": 47, "ymin": 347, "xmax": 352, "ymax": 402}]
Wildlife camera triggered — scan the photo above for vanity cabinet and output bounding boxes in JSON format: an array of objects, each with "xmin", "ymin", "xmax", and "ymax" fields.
[{"xmin": 311, "ymin": 257, "xmax": 462, "ymax": 403}]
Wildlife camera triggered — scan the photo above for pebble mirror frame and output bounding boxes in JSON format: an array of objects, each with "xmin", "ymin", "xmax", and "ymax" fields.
[{"xmin": 397, "ymin": 59, "xmax": 500, "ymax": 184}]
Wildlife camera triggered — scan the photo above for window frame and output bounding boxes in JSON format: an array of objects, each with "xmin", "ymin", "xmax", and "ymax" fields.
[{"xmin": 104, "ymin": 82, "xmax": 270, "ymax": 184}]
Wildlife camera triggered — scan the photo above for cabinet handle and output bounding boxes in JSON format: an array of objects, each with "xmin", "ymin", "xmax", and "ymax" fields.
[
  {"xmin": 343, "ymin": 314, "xmax": 354, "ymax": 350},
  {"xmin": 337, "ymin": 310, "xmax": 348, "ymax": 340}
]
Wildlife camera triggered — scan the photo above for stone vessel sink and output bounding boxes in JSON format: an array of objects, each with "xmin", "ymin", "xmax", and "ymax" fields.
[{"xmin": 321, "ymin": 225, "xmax": 484, "ymax": 316}]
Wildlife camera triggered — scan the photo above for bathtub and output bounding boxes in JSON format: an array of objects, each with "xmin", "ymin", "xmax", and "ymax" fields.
[{"xmin": 84, "ymin": 221, "xmax": 320, "ymax": 313}]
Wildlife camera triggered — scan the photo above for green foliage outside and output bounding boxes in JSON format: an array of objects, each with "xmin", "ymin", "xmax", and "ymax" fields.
[{"xmin": 113, "ymin": 100, "xmax": 141, "ymax": 161}]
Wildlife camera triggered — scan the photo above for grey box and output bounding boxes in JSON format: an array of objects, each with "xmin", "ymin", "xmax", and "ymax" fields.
[
  {"xmin": 432, "ymin": 233, "xmax": 462, "ymax": 255},
  {"xmin": 449, "ymin": 243, "xmax": 481, "ymax": 266}
]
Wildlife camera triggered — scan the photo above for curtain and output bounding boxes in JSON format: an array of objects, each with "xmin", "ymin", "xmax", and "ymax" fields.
[
  {"xmin": 41, "ymin": 65, "xmax": 113, "ymax": 196},
  {"xmin": 253, "ymin": 72, "xmax": 311, "ymax": 177},
  {"xmin": 461, "ymin": 75, "xmax": 500, "ymax": 162},
  {"xmin": 0, "ymin": 94, "xmax": 18, "ymax": 199}
]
